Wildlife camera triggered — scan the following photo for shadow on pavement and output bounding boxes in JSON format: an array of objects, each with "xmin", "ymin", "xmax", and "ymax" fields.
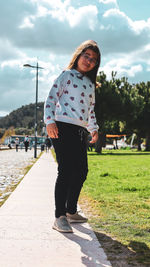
[
  {"xmin": 62, "ymin": 223, "xmax": 150, "ymax": 267},
  {"xmin": 62, "ymin": 223, "xmax": 111, "ymax": 267}
]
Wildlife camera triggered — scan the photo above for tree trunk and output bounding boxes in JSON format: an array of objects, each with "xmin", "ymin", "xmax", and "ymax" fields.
[
  {"xmin": 115, "ymin": 139, "xmax": 118, "ymax": 149},
  {"xmin": 137, "ymin": 136, "xmax": 141, "ymax": 151},
  {"xmin": 95, "ymin": 133, "xmax": 106, "ymax": 154},
  {"xmin": 145, "ymin": 133, "xmax": 150, "ymax": 151}
]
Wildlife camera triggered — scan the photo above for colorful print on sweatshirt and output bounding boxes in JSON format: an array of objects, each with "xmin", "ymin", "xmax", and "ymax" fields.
[{"xmin": 44, "ymin": 69, "xmax": 99, "ymax": 133}]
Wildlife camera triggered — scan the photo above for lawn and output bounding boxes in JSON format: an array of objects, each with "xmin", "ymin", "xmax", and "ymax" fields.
[{"xmin": 79, "ymin": 149, "xmax": 150, "ymax": 266}]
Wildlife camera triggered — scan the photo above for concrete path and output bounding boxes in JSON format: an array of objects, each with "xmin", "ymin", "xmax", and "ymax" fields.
[{"xmin": 0, "ymin": 151, "xmax": 112, "ymax": 267}]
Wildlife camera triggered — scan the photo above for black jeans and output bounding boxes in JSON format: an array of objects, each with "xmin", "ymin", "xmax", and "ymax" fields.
[{"xmin": 51, "ymin": 121, "xmax": 88, "ymax": 218}]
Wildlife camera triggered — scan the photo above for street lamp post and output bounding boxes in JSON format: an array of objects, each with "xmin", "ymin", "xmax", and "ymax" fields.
[{"xmin": 23, "ymin": 62, "xmax": 44, "ymax": 158}]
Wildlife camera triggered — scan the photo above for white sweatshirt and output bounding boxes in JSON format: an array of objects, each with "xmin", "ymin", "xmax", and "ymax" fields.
[{"xmin": 44, "ymin": 69, "xmax": 99, "ymax": 133}]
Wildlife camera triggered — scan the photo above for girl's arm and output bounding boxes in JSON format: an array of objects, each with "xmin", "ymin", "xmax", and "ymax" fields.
[
  {"xmin": 44, "ymin": 71, "xmax": 66, "ymax": 138},
  {"xmin": 87, "ymin": 93, "xmax": 99, "ymax": 141}
]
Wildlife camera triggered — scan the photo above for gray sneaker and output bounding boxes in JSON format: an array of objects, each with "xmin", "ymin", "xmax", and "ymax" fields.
[
  {"xmin": 52, "ymin": 216, "xmax": 73, "ymax": 233},
  {"xmin": 66, "ymin": 212, "xmax": 88, "ymax": 223}
]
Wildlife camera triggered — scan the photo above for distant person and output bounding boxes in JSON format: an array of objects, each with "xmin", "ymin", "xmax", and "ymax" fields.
[
  {"xmin": 44, "ymin": 40, "xmax": 100, "ymax": 233},
  {"xmin": 45, "ymin": 135, "xmax": 52, "ymax": 152},
  {"xmin": 15, "ymin": 138, "xmax": 19, "ymax": 152},
  {"xmin": 29, "ymin": 140, "xmax": 33, "ymax": 150},
  {"xmin": 24, "ymin": 136, "xmax": 29, "ymax": 152},
  {"xmin": 20, "ymin": 141, "xmax": 24, "ymax": 150},
  {"xmin": 8, "ymin": 142, "xmax": 12, "ymax": 149}
]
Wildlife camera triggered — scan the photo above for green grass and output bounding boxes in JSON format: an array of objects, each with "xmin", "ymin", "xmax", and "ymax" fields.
[{"xmin": 80, "ymin": 149, "xmax": 150, "ymax": 265}]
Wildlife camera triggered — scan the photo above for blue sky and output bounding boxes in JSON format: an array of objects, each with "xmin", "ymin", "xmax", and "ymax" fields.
[
  {"xmin": 117, "ymin": 0, "xmax": 150, "ymax": 20},
  {"xmin": 0, "ymin": 0, "xmax": 150, "ymax": 116}
]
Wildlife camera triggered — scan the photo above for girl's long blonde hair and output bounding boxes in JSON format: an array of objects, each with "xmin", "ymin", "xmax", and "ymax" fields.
[{"xmin": 66, "ymin": 40, "xmax": 101, "ymax": 86}]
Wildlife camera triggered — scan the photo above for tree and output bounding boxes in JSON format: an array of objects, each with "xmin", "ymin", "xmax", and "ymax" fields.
[
  {"xmin": 134, "ymin": 82, "xmax": 150, "ymax": 151},
  {"xmin": 95, "ymin": 72, "xmax": 131, "ymax": 152},
  {"xmin": 95, "ymin": 72, "xmax": 119, "ymax": 152},
  {"xmin": 95, "ymin": 71, "xmax": 147, "ymax": 152},
  {"xmin": 0, "ymin": 102, "xmax": 44, "ymax": 136},
  {"xmin": 0, "ymin": 127, "xmax": 15, "ymax": 144}
]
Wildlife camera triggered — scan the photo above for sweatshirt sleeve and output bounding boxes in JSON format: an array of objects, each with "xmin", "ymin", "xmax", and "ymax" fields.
[
  {"xmin": 86, "ymin": 92, "xmax": 99, "ymax": 133},
  {"xmin": 44, "ymin": 71, "xmax": 66, "ymax": 125}
]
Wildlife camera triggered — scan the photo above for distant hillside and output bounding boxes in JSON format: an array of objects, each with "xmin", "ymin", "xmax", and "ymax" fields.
[{"xmin": 0, "ymin": 102, "xmax": 44, "ymax": 129}]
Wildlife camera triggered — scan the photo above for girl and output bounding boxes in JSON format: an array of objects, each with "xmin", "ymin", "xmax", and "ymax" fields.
[{"xmin": 44, "ymin": 40, "xmax": 101, "ymax": 233}]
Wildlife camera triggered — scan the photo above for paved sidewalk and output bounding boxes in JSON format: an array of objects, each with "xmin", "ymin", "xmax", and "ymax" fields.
[{"xmin": 0, "ymin": 151, "xmax": 112, "ymax": 267}]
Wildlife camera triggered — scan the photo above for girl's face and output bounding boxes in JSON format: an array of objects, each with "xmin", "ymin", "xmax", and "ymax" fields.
[{"xmin": 76, "ymin": 48, "xmax": 98, "ymax": 74}]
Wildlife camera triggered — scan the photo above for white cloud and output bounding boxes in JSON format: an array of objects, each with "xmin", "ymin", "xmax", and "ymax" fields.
[
  {"xmin": 99, "ymin": 0, "xmax": 117, "ymax": 4},
  {"xmin": 0, "ymin": 0, "xmax": 36, "ymax": 37},
  {"xmin": 0, "ymin": 40, "xmax": 25, "ymax": 61},
  {"xmin": 99, "ymin": 0, "xmax": 118, "ymax": 9},
  {"xmin": 102, "ymin": 55, "xmax": 143, "ymax": 80},
  {"xmin": 67, "ymin": 5, "xmax": 98, "ymax": 29},
  {"xmin": 19, "ymin": 17, "xmax": 34, "ymax": 29},
  {"xmin": 0, "ymin": 0, "xmax": 150, "ymax": 115},
  {"xmin": 1, "ymin": 0, "xmax": 149, "ymax": 55},
  {"xmin": 98, "ymin": 7, "xmax": 150, "ymax": 56}
]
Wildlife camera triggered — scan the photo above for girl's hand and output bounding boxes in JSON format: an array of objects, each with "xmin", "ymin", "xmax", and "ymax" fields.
[
  {"xmin": 90, "ymin": 131, "xmax": 98, "ymax": 143},
  {"xmin": 46, "ymin": 123, "xmax": 58, "ymax": 139}
]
